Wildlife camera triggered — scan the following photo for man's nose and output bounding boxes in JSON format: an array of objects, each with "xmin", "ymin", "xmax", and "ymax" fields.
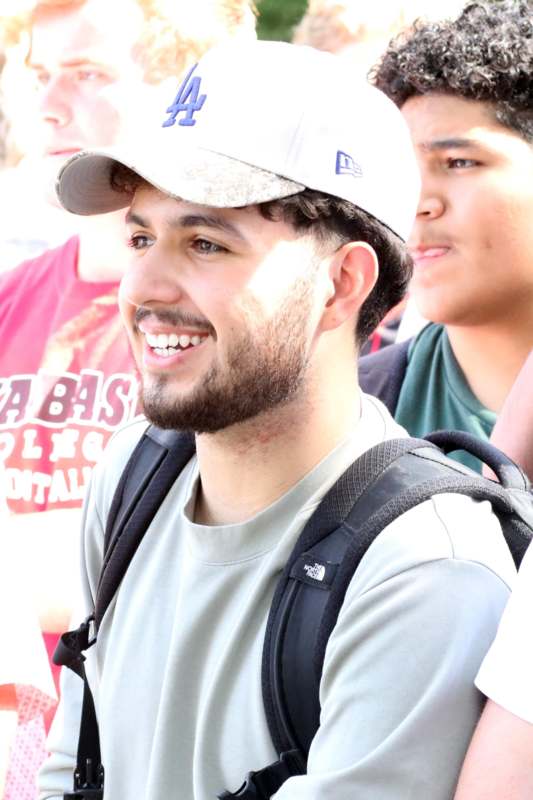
[
  {"xmin": 119, "ymin": 251, "xmax": 186, "ymax": 312},
  {"xmin": 415, "ymin": 192, "xmax": 445, "ymax": 221},
  {"xmin": 39, "ymin": 74, "xmax": 73, "ymax": 127}
]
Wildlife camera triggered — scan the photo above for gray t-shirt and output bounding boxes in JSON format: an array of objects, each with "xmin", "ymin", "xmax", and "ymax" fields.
[{"xmin": 39, "ymin": 394, "xmax": 515, "ymax": 799}]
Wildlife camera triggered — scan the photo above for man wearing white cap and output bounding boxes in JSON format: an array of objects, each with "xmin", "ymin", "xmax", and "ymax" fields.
[{"xmin": 39, "ymin": 40, "xmax": 514, "ymax": 800}]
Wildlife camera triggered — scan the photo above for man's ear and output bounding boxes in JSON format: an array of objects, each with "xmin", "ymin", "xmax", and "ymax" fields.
[{"xmin": 319, "ymin": 241, "xmax": 378, "ymax": 333}]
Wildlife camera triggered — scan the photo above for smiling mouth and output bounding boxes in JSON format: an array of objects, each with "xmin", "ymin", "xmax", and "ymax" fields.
[
  {"xmin": 144, "ymin": 331, "xmax": 209, "ymax": 358},
  {"xmin": 410, "ymin": 247, "xmax": 450, "ymax": 264}
]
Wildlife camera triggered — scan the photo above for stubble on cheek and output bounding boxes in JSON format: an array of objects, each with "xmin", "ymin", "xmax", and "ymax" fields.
[{"xmin": 140, "ymin": 274, "xmax": 317, "ymax": 433}]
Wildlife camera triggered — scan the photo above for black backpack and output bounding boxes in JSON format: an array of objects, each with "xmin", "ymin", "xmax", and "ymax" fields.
[{"xmin": 55, "ymin": 426, "xmax": 533, "ymax": 800}]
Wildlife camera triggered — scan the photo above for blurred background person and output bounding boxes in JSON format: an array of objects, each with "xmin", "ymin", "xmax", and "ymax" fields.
[
  {"xmin": 0, "ymin": 0, "xmax": 253, "ymax": 270},
  {"xmin": 454, "ymin": 348, "xmax": 533, "ymax": 800},
  {"xmin": 293, "ymin": 0, "xmax": 467, "ymax": 353},
  {"xmin": 0, "ymin": 38, "xmax": 55, "ymax": 800},
  {"xmin": 0, "ymin": 16, "xmax": 76, "ymax": 270},
  {"xmin": 486, "ymin": 348, "xmax": 533, "ymax": 483},
  {"xmin": 359, "ymin": 0, "xmax": 533, "ymax": 473},
  {"xmin": 0, "ymin": 48, "xmax": 6, "ymax": 166},
  {"xmin": 0, "ymin": 1, "xmax": 256, "ymax": 796},
  {"xmin": 292, "ymin": 0, "xmax": 467, "ymax": 77}
]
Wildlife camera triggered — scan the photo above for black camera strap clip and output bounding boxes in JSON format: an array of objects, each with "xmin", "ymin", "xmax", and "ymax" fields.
[
  {"xmin": 54, "ymin": 617, "xmax": 104, "ymax": 799},
  {"xmin": 63, "ymin": 756, "xmax": 104, "ymax": 799},
  {"xmin": 217, "ymin": 749, "xmax": 305, "ymax": 799}
]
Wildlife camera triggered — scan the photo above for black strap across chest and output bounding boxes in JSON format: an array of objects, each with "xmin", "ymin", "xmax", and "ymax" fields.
[
  {"xmin": 54, "ymin": 426, "xmax": 533, "ymax": 799},
  {"xmin": 96, "ymin": 427, "xmax": 195, "ymax": 628}
]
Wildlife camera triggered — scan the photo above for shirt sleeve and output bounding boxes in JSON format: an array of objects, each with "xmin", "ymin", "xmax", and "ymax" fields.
[
  {"xmin": 274, "ymin": 503, "xmax": 512, "ymax": 799},
  {"xmin": 476, "ymin": 540, "xmax": 533, "ymax": 722}
]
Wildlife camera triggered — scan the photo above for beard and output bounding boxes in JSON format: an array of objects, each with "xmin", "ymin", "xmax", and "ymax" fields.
[{"xmin": 140, "ymin": 276, "xmax": 315, "ymax": 434}]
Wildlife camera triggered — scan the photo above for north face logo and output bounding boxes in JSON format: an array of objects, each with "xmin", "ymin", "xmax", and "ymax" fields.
[
  {"xmin": 292, "ymin": 553, "xmax": 337, "ymax": 587},
  {"xmin": 303, "ymin": 562, "xmax": 326, "ymax": 582}
]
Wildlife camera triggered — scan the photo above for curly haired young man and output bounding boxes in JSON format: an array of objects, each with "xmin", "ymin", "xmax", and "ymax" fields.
[{"xmin": 359, "ymin": 0, "xmax": 533, "ymax": 474}]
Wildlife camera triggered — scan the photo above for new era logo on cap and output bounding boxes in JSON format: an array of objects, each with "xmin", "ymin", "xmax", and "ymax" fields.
[
  {"xmin": 336, "ymin": 150, "xmax": 363, "ymax": 178},
  {"xmin": 56, "ymin": 40, "xmax": 420, "ymax": 240}
]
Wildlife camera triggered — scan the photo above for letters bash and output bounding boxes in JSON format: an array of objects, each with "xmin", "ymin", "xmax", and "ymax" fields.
[
  {"xmin": 0, "ymin": 369, "xmax": 139, "ymax": 511},
  {"xmin": 0, "ymin": 370, "xmax": 137, "ymax": 429}
]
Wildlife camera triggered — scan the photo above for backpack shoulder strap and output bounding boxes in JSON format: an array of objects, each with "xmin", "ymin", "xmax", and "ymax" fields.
[
  {"xmin": 95, "ymin": 425, "xmax": 195, "ymax": 629},
  {"xmin": 358, "ymin": 338, "xmax": 410, "ymax": 414},
  {"xmin": 53, "ymin": 424, "xmax": 195, "ymax": 799},
  {"xmin": 259, "ymin": 432, "xmax": 533, "ymax": 794}
]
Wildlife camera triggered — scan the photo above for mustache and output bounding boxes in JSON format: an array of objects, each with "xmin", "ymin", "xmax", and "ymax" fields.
[{"xmin": 134, "ymin": 306, "xmax": 216, "ymax": 336}]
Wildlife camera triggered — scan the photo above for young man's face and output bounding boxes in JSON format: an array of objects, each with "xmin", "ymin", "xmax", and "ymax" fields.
[
  {"xmin": 403, "ymin": 93, "xmax": 533, "ymax": 327},
  {"xmin": 119, "ymin": 185, "xmax": 326, "ymax": 433},
  {"xmin": 26, "ymin": 0, "xmax": 149, "ymax": 205}
]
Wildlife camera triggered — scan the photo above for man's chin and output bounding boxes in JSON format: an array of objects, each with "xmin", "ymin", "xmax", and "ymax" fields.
[
  {"xmin": 140, "ymin": 385, "xmax": 198, "ymax": 432},
  {"xmin": 140, "ymin": 386, "xmax": 236, "ymax": 434}
]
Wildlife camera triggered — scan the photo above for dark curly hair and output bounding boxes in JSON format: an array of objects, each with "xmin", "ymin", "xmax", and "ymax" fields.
[
  {"xmin": 372, "ymin": 0, "xmax": 533, "ymax": 142},
  {"xmin": 258, "ymin": 192, "xmax": 411, "ymax": 345},
  {"xmin": 111, "ymin": 163, "xmax": 412, "ymax": 348}
]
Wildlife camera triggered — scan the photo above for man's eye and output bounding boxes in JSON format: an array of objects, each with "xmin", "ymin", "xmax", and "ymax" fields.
[
  {"xmin": 35, "ymin": 71, "xmax": 50, "ymax": 86},
  {"xmin": 192, "ymin": 239, "xmax": 226, "ymax": 255},
  {"xmin": 127, "ymin": 234, "xmax": 152, "ymax": 250},
  {"xmin": 446, "ymin": 157, "xmax": 478, "ymax": 169},
  {"xmin": 76, "ymin": 69, "xmax": 106, "ymax": 82}
]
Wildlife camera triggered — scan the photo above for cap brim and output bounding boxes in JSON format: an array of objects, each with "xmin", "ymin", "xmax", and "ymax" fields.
[{"xmin": 56, "ymin": 146, "xmax": 305, "ymax": 216}]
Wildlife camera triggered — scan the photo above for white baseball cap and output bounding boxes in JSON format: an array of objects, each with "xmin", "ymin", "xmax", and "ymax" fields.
[{"xmin": 56, "ymin": 40, "xmax": 420, "ymax": 241}]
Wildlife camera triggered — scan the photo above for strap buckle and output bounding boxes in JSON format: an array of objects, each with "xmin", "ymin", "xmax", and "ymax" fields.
[
  {"xmin": 218, "ymin": 773, "xmax": 263, "ymax": 799},
  {"xmin": 54, "ymin": 614, "xmax": 97, "ymax": 681},
  {"xmin": 63, "ymin": 757, "xmax": 104, "ymax": 799},
  {"xmin": 217, "ymin": 749, "xmax": 305, "ymax": 799},
  {"xmin": 81, "ymin": 614, "xmax": 97, "ymax": 649}
]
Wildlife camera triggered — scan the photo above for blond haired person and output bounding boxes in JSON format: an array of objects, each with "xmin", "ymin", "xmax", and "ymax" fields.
[{"xmin": 0, "ymin": 1, "xmax": 255, "ymax": 796}]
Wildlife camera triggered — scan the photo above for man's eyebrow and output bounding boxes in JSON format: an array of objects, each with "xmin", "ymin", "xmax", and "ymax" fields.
[
  {"xmin": 28, "ymin": 57, "xmax": 108, "ymax": 70},
  {"xmin": 125, "ymin": 210, "xmax": 249, "ymax": 242},
  {"xmin": 125, "ymin": 210, "xmax": 149, "ymax": 227},
  {"xmin": 176, "ymin": 214, "xmax": 247, "ymax": 242},
  {"xmin": 421, "ymin": 137, "xmax": 482, "ymax": 152}
]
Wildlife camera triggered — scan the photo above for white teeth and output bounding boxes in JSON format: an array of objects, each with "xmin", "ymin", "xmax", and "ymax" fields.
[
  {"xmin": 145, "ymin": 331, "xmax": 207, "ymax": 353},
  {"xmin": 154, "ymin": 347, "xmax": 174, "ymax": 357}
]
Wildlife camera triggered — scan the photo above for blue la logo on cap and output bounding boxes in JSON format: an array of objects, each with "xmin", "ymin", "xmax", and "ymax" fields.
[{"xmin": 162, "ymin": 64, "xmax": 207, "ymax": 128}]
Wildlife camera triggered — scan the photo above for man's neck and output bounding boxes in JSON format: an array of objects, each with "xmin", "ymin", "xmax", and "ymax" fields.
[
  {"xmin": 194, "ymin": 365, "xmax": 361, "ymax": 527},
  {"xmin": 76, "ymin": 211, "xmax": 129, "ymax": 282},
  {"xmin": 447, "ymin": 320, "xmax": 533, "ymax": 413}
]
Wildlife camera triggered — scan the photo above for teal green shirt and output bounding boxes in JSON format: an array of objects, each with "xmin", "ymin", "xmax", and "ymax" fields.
[{"xmin": 395, "ymin": 323, "xmax": 497, "ymax": 472}]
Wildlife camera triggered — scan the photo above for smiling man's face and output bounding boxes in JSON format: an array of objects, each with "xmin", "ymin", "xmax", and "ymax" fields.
[
  {"xmin": 27, "ymin": 0, "xmax": 148, "ymax": 204},
  {"xmin": 118, "ymin": 185, "xmax": 328, "ymax": 433},
  {"xmin": 403, "ymin": 93, "xmax": 533, "ymax": 328}
]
